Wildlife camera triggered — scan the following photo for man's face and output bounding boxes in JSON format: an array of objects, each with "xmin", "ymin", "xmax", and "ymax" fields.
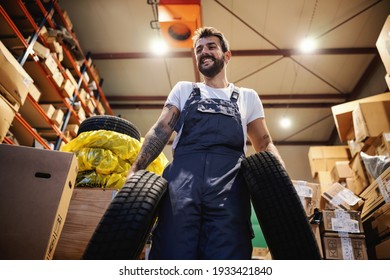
[{"xmin": 195, "ymin": 36, "xmax": 226, "ymax": 78}]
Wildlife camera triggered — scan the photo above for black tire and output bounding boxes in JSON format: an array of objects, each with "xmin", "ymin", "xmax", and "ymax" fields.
[
  {"xmin": 77, "ymin": 115, "xmax": 141, "ymax": 140},
  {"xmin": 241, "ymin": 151, "xmax": 321, "ymax": 260},
  {"xmin": 82, "ymin": 170, "xmax": 168, "ymax": 260}
]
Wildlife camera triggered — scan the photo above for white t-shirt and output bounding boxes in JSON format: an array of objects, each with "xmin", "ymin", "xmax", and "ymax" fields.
[{"xmin": 165, "ymin": 81, "xmax": 265, "ymax": 152}]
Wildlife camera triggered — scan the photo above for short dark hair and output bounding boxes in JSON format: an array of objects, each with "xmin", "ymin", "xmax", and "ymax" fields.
[{"xmin": 192, "ymin": 27, "xmax": 230, "ymax": 52}]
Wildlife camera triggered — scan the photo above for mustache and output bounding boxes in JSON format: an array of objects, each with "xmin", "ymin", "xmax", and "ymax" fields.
[{"xmin": 200, "ymin": 55, "xmax": 215, "ymax": 62}]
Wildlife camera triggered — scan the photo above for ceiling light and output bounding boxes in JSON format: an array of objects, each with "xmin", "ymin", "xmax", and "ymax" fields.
[
  {"xmin": 151, "ymin": 37, "xmax": 168, "ymax": 55},
  {"xmin": 300, "ymin": 37, "xmax": 316, "ymax": 53},
  {"xmin": 280, "ymin": 117, "xmax": 292, "ymax": 129}
]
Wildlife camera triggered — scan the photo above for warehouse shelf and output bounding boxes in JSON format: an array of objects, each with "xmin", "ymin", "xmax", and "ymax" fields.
[{"xmin": 0, "ymin": 0, "xmax": 113, "ymax": 149}]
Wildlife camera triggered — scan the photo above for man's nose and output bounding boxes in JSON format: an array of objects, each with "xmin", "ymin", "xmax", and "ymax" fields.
[{"xmin": 200, "ymin": 47, "xmax": 211, "ymax": 55}]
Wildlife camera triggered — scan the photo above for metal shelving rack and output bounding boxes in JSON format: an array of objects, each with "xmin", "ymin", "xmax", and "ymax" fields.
[{"xmin": 0, "ymin": 0, "xmax": 113, "ymax": 149}]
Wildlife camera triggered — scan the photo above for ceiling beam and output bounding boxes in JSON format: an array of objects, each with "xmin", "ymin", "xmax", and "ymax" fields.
[
  {"xmin": 109, "ymin": 102, "xmax": 339, "ymax": 110},
  {"xmin": 106, "ymin": 93, "xmax": 348, "ymax": 102},
  {"xmin": 90, "ymin": 47, "xmax": 377, "ymax": 60}
]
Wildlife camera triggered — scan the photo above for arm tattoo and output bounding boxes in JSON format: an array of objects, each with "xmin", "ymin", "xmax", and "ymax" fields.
[
  {"xmin": 166, "ymin": 105, "xmax": 179, "ymax": 129},
  {"xmin": 133, "ymin": 122, "xmax": 173, "ymax": 171},
  {"xmin": 261, "ymin": 134, "xmax": 271, "ymax": 150}
]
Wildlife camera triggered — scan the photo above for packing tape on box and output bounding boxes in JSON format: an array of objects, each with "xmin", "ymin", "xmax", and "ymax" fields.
[
  {"xmin": 331, "ymin": 188, "xmax": 362, "ymax": 207},
  {"xmin": 340, "ymin": 237, "xmax": 354, "ymax": 260}
]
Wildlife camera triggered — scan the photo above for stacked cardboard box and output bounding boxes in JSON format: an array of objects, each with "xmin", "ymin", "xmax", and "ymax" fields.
[
  {"xmin": 320, "ymin": 209, "xmax": 368, "ymax": 260},
  {"xmin": 321, "ymin": 182, "xmax": 363, "ymax": 211},
  {"xmin": 292, "ymin": 180, "xmax": 321, "ymax": 217},
  {"xmin": 292, "ymin": 179, "xmax": 324, "ymax": 258},
  {"xmin": 363, "ymin": 202, "xmax": 390, "ymax": 259},
  {"xmin": 376, "ymin": 15, "xmax": 390, "ymax": 89},
  {"xmin": 329, "ymin": 91, "xmax": 390, "ymax": 259},
  {"xmin": 308, "ymin": 145, "xmax": 351, "ymax": 194},
  {"xmin": 0, "ymin": 41, "xmax": 34, "ymax": 142}
]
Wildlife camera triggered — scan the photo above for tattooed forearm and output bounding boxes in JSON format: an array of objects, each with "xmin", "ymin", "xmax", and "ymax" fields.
[
  {"xmin": 166, "ymin": 105, "xmax": 179, "ymax": 129},
  {"xmin": 259, "ymin": 134, "xmax": 271, "ymax": 150},
  {"xmin": 128, "ymin": 104, "xmax": 179, "ymax": 175},
  {"xmin": 132, "ymin": 122, "xmax": 172, "ymax": 171}
]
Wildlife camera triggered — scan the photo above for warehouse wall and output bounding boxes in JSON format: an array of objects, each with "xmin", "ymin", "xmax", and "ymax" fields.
[{"xmin": 246, "ymin": 145, "xmax": 314, "ymax": 183}]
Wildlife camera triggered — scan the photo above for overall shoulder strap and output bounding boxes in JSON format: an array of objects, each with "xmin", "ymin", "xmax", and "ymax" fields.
[{"xmin": 230, "ymin": 86, "xmax": 240, "ymax": 102}]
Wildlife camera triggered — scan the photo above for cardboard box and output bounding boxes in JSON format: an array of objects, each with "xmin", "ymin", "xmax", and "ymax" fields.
[
  {"xmin": 66, "ymin": 124, "xmax": 79, "ymax": 138},
  {"xmin": 360, "ymin": 166, "xmax": 390, "ymax": 221},
  {"xmin": 0, "ymin": 95, "xmax": 16, "ymax": 142},
  {"xmin": 0, "ymin": 144, "xmax": 78, "ymax": 259},
  {"xmin": 320, "ymin": 209, "xmax": 364, "ymax": 234},
  {"xmin": 321, "ymin": 182, "xmax": 363, "ymax": 211},
  {"xmin": 331, "ymin": 161, "xmax": 352, "ymax": 183},
  {"xmin": 24, "ymin": 60, "xmax": 62, "ymax": 103},
  {"xmin": 349, "ymin": 153, "xmax": 370, "ymax": 195},
  {"xmin": 52, "ymin": 108, "xmax": 64, "ymax": 127},
  {"xmin": 317, "ymin": 171, "xmax": 333, "ymax": 194},
  {"xmin": 0, "ymin": 82, "xmax": 20, "ymax": 111},
  {"xmin": 308, "ymin": 146, "xmax": 350, "ymax": 178},
  {"xmin": 375, "ymin": 237, "xmax": 390, "ymax": 259},
  {"xmin": 65, "ymin": 68, "xmax": 78, "ymax": 89},
  {"xmin": 347, "ymin": 139, "xmax": 364, "ymax": 158},
  {"xmin": 98, "ymin": 101, "xmax": 106, "ymax": 115},
  {"xmin": 375, "ymin": 132, "xmax": 390, "ymax": 157},
  {"xmin": 292, "ymin": 180, "xmax": 320, "ymax": 217},
  {"xmin": 0, "ymin": 41, "xmax": 34, "ymax": 106},
  {"xmin": 331, "ymin": 92, "xmax": 390, "ymax": 143},
  {"xmin": 87, "ymin": 98, "xmax": 96, "ymax": 113},
  {"xmin": 53, "ymin": 188, "xmax": 117, "ymax": 259},
  {"xmin": 32, "ymin": 40, "xmax": 50, "ymax": 59},
  {"xmin": 376, "ymin": 15, "xmax": 390, "ymax": 74},
  {"xmin": 78, "ymin": 88, "xmax": 89, "ymax": 103},
  {"xmin": 40, "ymin": 104, "xmax": 56, "ymax": 119},
  {"xmin": 252, "ymin": 247, "xmax": 270, "ymax": 260},
  {"xmin": 28, "ymin": 83, "xmax": 42, "ymax": 102},
  {"xmin": 52, "ymin": 68, "xmax": 64, "ymax": 88},
  {"xmin": 371, "ymin": 204, "xmax": 390, "ymax": 239},
  {"xmin": 62, "ymin": 79, "xmax": 75, "ymax": 98},
  {"xmin": 62, "ymin": 10, "xmax": 74, "ymax": 30},
  {"xmin": 353, "ymin": 101, "xmax": 390, "ymax": 143},
  {"xmin": 43, "ymin": 53, "xmax": 58, "ymax": 76},
  {"xmin": 322, "ymin": 233, "xmax": 368, "ymax": 260},
  {"xmin": 311, "ymin": 223, "xmax": 324, "ymax": 259}
]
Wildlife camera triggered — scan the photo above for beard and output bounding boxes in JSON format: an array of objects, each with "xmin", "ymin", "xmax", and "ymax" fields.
[{"xmin": 198, "ymin": 54, "xmax": 225, "ymax": 78}]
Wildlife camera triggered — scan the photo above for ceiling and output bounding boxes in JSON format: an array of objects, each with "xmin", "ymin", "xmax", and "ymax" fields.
[{"xmin": 59, "ymin": 0, "xmax": 390, "ymax": 147}]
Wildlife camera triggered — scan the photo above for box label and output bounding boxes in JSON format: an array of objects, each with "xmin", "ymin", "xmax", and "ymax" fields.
[
  {"xmin": 331, "ymin": 217, "xmax": 360, "ymax": 233},
  {"xmin": 377, "ymin": 177, "xmax": 390, "ymax": 204},
  {"xmin": 295, "ymin": 181, "xmax": 313, "ymax": 198}
]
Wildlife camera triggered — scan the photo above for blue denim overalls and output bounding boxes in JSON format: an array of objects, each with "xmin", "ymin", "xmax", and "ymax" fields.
[{"xmin": 149, "ymin": 84, "xmax": 252, "ymax": 259}]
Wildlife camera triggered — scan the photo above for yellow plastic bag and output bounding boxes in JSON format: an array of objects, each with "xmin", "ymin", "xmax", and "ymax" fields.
[
  {"xmin": 62, "ymin": 130, "xmax": 169, "ymax": 189},
  {"xmin": 76, "ymin": 170, "xmax": 126, "ymax": 189},
  {"xmin": 62, "ymin": 130, "xmax": 142, "ymax": 162},
  {"xmin": 75, "ymin": 147, "xmax": 130, "ymax": 175}
]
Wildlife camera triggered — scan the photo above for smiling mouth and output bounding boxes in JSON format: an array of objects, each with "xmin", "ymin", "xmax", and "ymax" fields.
[{"xmin": 201, "ymin": 57, "xmax": 214, "ymax": 66}]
